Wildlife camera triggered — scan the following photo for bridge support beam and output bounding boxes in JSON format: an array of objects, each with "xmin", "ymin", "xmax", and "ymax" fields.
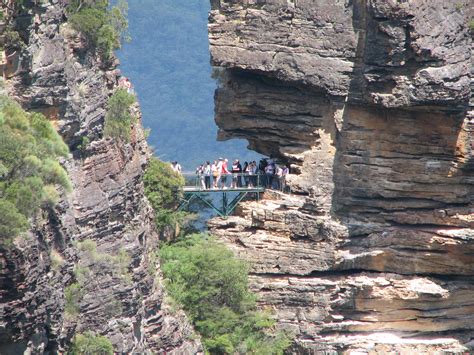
[{"xmin": 178, "ymin": 191, "xmax": 260, "ymax": 218}]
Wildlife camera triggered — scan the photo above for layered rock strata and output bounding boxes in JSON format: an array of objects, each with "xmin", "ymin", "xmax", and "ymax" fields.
[
  {"xmin": 0, "ymin": 1, "xmax": 200, "ymax": 353},
  {"xmin": 208, "ymin": 0, "xmax": 473, "ymax": 352}
]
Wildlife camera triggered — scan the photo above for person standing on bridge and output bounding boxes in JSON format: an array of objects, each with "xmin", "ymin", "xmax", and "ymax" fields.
[
  {"xmin": 251, "ymin": 161, "xmax": 258, "ymax": 187},
  {"xmin": 274, "ymin": 164, "xmax": 283, "ymax": 190},
  {"xmin": 220, "ymin": 158, "xmax": 230, "ymax": 189},
  {"xmin": 211, "ymin": 161, "xmax": 218, "ymax": 188},
  {"xmin": 243, "ymin": 161, "xmax": 249, "ymax": 187},
  {"xmin": 231, "ymin": 159, "xmax": 242, "ymax": 188},
  {"xmin": 265, "ymin": 160, "xmax": 275, "ymax": 189},
  {"xmin": 236, "ymin": 160, "xmax": 242, "ymax": 187},
  {"xmin": 259, "ymin": 158, "xmax": 268, "ymax": 187},
  {"xmin": 196, "ymin": 164, "xmax": 206, "ymax": 190},
  {"xmin": 171, "ymin": 161, "xmax": 181, "ymax": 174},
  {"xmin": 203, "ymin": 161, "xmax": 211, "ymax": 189},
  {"xmin": 216, "ymin": 158, "xmax": 223, "ymax": 188}
]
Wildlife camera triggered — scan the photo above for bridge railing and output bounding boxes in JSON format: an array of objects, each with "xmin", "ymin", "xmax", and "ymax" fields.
[{"xmin": 182, "ymin": 172, "xmax": 289, "ymax": 192}]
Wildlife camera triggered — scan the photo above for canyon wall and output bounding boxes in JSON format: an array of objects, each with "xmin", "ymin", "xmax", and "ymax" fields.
[
  {"xmin": 0, "ymin": 1, "xmax": 200, "ymax": 353},
  {"xmin": 208, "ymin": 0, "xmax": 473, "ymax": 352}
]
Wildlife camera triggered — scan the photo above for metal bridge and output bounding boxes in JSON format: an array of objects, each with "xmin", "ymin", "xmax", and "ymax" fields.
[{"xmin": 178, "ymin": 173, "xmax": 269, "ymax": 218}]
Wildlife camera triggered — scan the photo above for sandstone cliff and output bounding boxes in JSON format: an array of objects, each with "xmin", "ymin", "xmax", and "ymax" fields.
[
  {"xmin": 208, "ymin": 0, "xmax": 473, "ymax": 353},
  {"xmin": 0, "ymin": 1, "xmax": 200, "ymax": 353}
]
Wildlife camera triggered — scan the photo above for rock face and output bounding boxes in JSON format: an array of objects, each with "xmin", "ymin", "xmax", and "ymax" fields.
[
  {"xmin": 0, "ymin": 1, "xmax": 200, "ymax": 353},
  {"xmin": 208, "ymin": 0, "xmax": 473, "ymax": 352}
]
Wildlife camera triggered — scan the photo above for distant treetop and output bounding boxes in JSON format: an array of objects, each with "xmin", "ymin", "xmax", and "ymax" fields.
[{"xmin": 67, "ymin": 0, "xmax": 130, "ymax": 60}]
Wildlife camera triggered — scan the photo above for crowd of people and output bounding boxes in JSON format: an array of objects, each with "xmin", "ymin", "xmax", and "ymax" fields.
[{"xmin": 180, "ymin": 157, "xmax": 290, "ymax": 191}]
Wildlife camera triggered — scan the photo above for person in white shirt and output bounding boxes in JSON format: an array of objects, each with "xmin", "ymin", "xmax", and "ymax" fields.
[
  {"xmin": 204, "ymin": 161, "xmax": 211, "ymax": 189},
  {"xmin": 216, "ymin": 158, "xmax": 223, "ymax": 188},
  {"xmin": 171, "ymin": 161, "xmax": 181, "ymax": 174}
]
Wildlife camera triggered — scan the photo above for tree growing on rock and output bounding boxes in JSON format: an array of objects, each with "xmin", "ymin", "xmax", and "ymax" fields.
[
  {"xmin": 143, "ymin": 157, "xmax": 189, "ymax": 233},
  {"xmin": 160, "ymin": 233, "xmax": 292, "ymax": 354},
  {"xmin": 67, "ymin": 0, "xmax": 130, "ymax": 59},
  {"xmin": 0, "ymin": 96, "xmax": 71, "ymax": 244},
  {"xmin": 103, "ymin": 88, "xmax": 136, "ymax": 141},
  {"xmin": 70, "ymin": 331, "xmax": 113, "ymax": 355}
]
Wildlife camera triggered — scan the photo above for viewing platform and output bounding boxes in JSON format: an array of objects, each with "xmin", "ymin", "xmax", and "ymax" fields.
[
  {"xmin": 178, "ymin": 173, "xmax": 287, "ymax": 218},
  {"xmin": 183, "ymin": 186, "xmax": 265, "ymax": 193}
]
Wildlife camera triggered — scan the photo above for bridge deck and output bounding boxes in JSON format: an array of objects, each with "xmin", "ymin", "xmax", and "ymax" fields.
[{"xmin": 183, "ymin": 186, "xmax": 265, "ymax": 193}]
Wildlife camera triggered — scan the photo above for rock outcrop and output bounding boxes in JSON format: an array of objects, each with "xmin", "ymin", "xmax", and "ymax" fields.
[
  {"xmin": 208, "ymin": 0, "xmax": 473, "ymax": 352},
  {"xmin": 0, "ymin": 1, "xmax": 200, "ymax": 353}
]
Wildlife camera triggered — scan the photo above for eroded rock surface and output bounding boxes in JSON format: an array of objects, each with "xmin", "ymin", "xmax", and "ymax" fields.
[
  {"xmin": 208, "ymin": 0, "xmax": 473, "ymax": 352},
  {"xmin": 0, "ymin": 1, "xmax": 200, "ymax": 353}
]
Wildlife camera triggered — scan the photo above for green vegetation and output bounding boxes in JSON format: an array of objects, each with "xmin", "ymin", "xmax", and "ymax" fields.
[
  {"xmin": 143, "ymin": 155, "xmax": 288, "ymax": 352},
  {"xmin": 160, "ymin": 234, "xmax": 291, "ymax": 354},
  {"xmin": 3, "ymin": 27, "xmax": 25, "ymax": 50},
  {"xmin": 70, "ymin": 331, "xmax": 114, "ymax": 355},
  {"xmin": 143, "ymin": 157, "xmax": 187, "ymax": 230},
  {"xmin": 469, "ymin": 19, "xmax": 474, "ymax": 32},
  {"xmin": 103, "ymin": 88, "xmax": 136, "ymax": 141},
  {"xmin": 65, "ymin": 282, "xmax": 84, "ymax": 318},
  {"xmin": 77, "ymin": 136, "xmax": 90, "ymax": 155},
  {"xmin": 0, "ymin": 200, "xmax": 28, "ymax": 241},
  {"xmin": 67, "ymin": 0, "xmax": 129, "ymax": 59},
  {"xmin": 0, "ymin": 96, "xmax": 70, "ymax": 244},
  {"xmin": 144, "ymin": 157, "xmax": 183, "ymax": 209}
]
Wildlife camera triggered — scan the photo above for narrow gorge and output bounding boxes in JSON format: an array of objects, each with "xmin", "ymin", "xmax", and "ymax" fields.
[{"xmin": 0, "ymin": 0, "xmax": 472, "ymax": 354}]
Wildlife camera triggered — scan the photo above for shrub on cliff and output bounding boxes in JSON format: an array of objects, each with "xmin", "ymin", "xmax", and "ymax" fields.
[
  {"xmin": 64, "ymin": 282, "xmax": 83, "ymax": 318},
  {"xmin": 0, "ymin": 96, "xmax": 71, "ymax": 243},
  {"xmin": 143, "ymin": 157, "xmax": 188, "ymax": 230},
  {"xmin": 0, "ymin": 200, "xmax": 28, "ymax": 240},
  {"xmin": 70, "ymin": 331, "xmax": 113, "ymax": 355},
  {"xmin": 67, "ymin": 0, "xmax": 129, "ymax": 59},
  {"xmin": 144, "ymin": 157, "xmax": 183, "ymax": 209},
  {"xmin": 103, "ymin": 88, "xmax": 136, "ymax": 141},
  {"xmin": 3, "ymin": 27, "xmax": 26, "ymax": 50},
  {"xmin": 160, "ymin": 233, "xmax": 292, "ymax": 354}
]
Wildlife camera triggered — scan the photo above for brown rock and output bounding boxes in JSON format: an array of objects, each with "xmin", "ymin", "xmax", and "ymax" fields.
[
  {"xmin": 208, "ymin": 0, "xmax": 473, "ymax": 352},
  {"xmin": 0, "ymin": 1, "xmax": 201, "ymax": 353}
]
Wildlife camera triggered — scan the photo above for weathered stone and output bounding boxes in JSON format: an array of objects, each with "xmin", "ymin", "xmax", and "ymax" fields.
[
  {"xmin": 0, "ymin": 1, "xmax": 201, "ymax": 353},
  {"xmin": 208, "ymin": 0, "xmax": 473, "ymax": 352}
]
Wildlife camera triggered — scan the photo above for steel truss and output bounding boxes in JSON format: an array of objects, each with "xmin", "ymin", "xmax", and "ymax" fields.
[{"xmin": 178, "ymin": 190, "xmax": 261, "ymax": 218}]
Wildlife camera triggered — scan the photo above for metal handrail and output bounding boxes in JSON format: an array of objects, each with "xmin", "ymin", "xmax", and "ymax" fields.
[{"xmin": 181, "ymin": 172, "xmax": 290, "ymax": 192}]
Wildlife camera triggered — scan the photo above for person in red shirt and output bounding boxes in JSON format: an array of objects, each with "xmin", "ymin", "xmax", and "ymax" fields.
[{"xmin": 220, "ymin": 158, "xmax": 229, "ymax": 189}]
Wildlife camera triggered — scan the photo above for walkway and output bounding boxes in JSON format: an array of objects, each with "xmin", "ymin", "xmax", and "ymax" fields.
[{"xmin": 178, "ymin": 173, "xmax": 280, "ymax": 218}]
